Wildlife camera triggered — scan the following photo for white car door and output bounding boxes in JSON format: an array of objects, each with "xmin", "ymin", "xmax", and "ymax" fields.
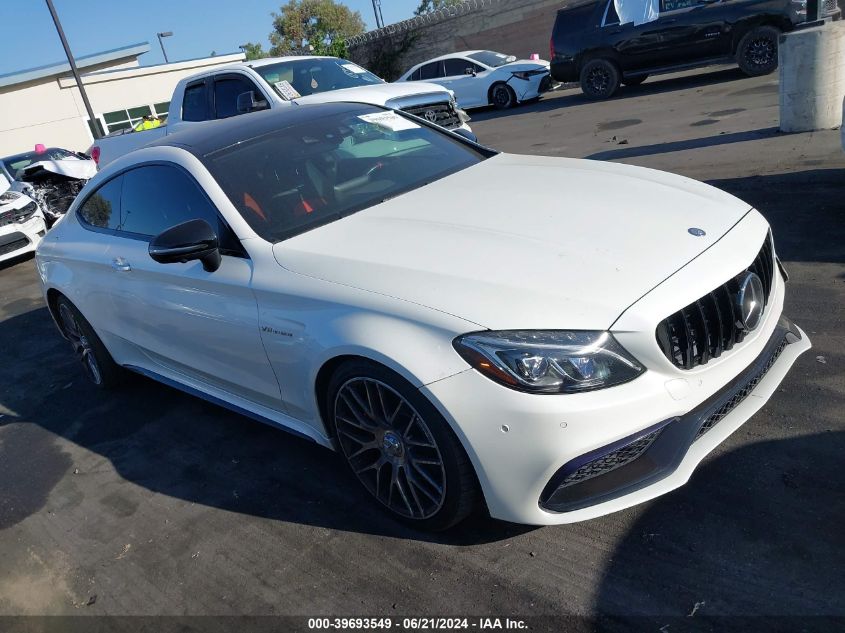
[
  {"xmin": 91, "ymin": 164, "xmax": 283, "ymax": 411},
  {"xmin": 440, "ymin": 58, "xmax": 489, "ymax": 109}
]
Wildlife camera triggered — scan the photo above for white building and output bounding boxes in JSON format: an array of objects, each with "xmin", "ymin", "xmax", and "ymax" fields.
[{"xmin": 0, "ymin": 43, "xmax": 245, "ymax": 155}]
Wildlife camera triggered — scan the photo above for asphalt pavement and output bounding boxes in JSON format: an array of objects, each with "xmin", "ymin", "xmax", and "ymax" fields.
[{"xmin": 0, "ymin": 67, "xmax": 843, "ymax": 630}]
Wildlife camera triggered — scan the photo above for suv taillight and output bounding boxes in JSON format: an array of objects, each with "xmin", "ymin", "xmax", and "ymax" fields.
[{"xmin": 550, "ymin": 37, "xmax": 554, "ymax": 61}]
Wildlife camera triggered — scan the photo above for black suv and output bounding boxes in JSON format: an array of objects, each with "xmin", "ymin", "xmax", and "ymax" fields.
[{"xmin": 550, "ymin": 0, "xmax": 840, "ymax": 99}]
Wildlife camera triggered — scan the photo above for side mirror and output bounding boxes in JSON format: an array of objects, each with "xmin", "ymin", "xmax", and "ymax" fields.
[
  {"xmin": 237, "ymin": 91, "xmax": 269, "ymax": 114},
  {"xmin": 149, "ymin": 219, "xmax": 221, "ymax": 272}
]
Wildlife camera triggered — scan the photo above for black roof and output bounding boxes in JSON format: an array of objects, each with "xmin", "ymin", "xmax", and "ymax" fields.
[{"xmin": 147, "ymin": 102, "xmax": 378, "ymax": 158}]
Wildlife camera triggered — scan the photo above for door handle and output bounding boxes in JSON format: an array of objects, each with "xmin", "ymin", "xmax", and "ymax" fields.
[{"xmin": 111, "ymin": 257, "xmax": 131, "ymax": 272}]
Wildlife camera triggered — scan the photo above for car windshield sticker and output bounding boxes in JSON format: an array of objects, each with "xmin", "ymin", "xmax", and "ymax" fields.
[
  {"xmin": 342, "ymin": 63, "xmax": 367, "ymax": 75},
  {"xmin": 274, "ymin": 80, "xmax": 301, "ymax": 101},
  {"xmin": 615, "ymin": 0, "xmax": 658, "ymax": 25},
  {"xmin": 357, "ymin": 112, "xmax": 420, "ymax": 132}
]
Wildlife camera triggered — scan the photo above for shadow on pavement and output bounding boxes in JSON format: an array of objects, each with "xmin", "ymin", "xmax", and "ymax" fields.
[
  {"xmin": 708, "ymin": 169, "xmax": 845, "ymax": 264},
  {"xmin": 593, "ymin": 431, "xmax": 845, "ymax": 621},
  {"xmin": 584, "ymin": 127, "xmax": 780, "ymax": 161},
  {"xmin": 470, "ymin": 67, "xmax": 751, "ymax": 123},
  {"xmin": 0, "ymin": 306, "xmax": 533, "ymax": 545}
]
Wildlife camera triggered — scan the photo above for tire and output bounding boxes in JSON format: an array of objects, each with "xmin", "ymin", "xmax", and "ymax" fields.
[
  {"xmin": 327, "ymin": 359, "xmax": 478, "ymax": 531},
  {"xmin": 489, "ymin": 83, "xmax": 516, "ymax": 110},
  {"xmin": 580, "ymin": 58, "xmax": 621, "ymax": 100},
  {"xmin": 622, "ymin": 74, "xmax": 648, "ymax": 87},
  {"xmin": 55, "ymin": 295, "xmax": 123, "ymax": 389},
  {"xmin": 736, "ymin": 26, "xmax": 780, "ymax": 76}
]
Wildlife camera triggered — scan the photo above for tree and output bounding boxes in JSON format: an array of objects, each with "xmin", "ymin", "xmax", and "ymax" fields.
[
  {"xmin": 414, "ymin": 0, "xmax": 463, "ymax": 15},
  {"xmin": 241, "ymin": 42, "xmax": 269, "ymax": 60},
  {"xmin": 269, "ymin": 0, "xmax": 365, "ymax": 58}
]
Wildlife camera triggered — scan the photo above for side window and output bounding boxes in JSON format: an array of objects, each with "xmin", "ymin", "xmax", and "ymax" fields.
[
  {"xmin": 78, "ymin": 176, "xmax": 123, "ymax": 230},
  {"xmin": 182, "ymin": 82, "xmax": 210, "ymax": 122},
  {"xmin": 443, "ymin": 58, "xmax": 474, "ymax": 77},
  {"xmin": 119, "ymin": 165, "xmax": 240, "ymax": 254},
  {"xmin": 214, "ymin": 76, "xmax": 263, "ymax": 119},
  {"xmin": 604, "ymin": 0, "xmax": 620, "ymax": 24},
  {"xmin": 410, "ymin": 68, "xmax": 422, "ymax": 81},
  {"xmin": 419, "ymin": 62, "xmax": 443, "ymax": 80}
]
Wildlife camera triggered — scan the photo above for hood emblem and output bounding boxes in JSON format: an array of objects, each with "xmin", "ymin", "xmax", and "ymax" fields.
[
  {"xmin": 424, "ymin": 110, "xmax": 438, "ymax": 123},
  {"xmin": 735, "ymin": 272, "xmax": 765, "ymax": 331},
  {"xmin": 688, "ymin": 227, "xmax": 706, "ymax": 237}
]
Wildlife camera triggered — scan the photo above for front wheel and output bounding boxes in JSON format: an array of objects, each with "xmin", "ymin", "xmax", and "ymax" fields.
[
  {"xmin": 55, "ymin": 296, "xmax": 123, "ymax": 389},
  {"xmin": 736, "ymin": 26, "xmax": 780, "ymax": 76},
  {"xmin": 580, "ymin": 59, "xmax": 621, "ymax": 100},
  {"xmin": 328, "ymin": 360, "xmax": 478, "ymax": 531},
  {"xmin": 490, "ymin": 83, "xmax": 516, "ymax": 110}
]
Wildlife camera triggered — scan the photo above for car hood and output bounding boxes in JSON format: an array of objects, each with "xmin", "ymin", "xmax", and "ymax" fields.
[
  {"xmin": 273, "ymin": 154, "xmax": 751, "ymax": 330},
  {"xmin": 293, "ymin": 81, "xmax": 453, "ymax": 108}
]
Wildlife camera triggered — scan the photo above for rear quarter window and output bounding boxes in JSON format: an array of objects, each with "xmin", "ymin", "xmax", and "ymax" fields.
[{"xmin": 78, "ymin": 176, "xmax": 123, "ymax": 230}]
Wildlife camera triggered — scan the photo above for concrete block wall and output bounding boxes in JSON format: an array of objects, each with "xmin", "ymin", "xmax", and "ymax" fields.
[{"xmin": 347, "ymin": 0, "xmax": 563, "ymax": 79}]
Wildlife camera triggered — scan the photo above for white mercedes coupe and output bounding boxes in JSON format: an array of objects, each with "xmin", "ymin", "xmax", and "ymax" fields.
[{"xmin": 36, "ymin": 103, "xmax": 810, "ymax": 530}]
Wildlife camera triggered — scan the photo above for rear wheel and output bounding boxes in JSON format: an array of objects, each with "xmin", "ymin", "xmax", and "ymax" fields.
[
  {"xmin": 736, "ymin": 26, "xmax": 780, "ymax": 76},
  {"xmin": 55, "ymin": 296, "xmax": 123, "ymax": 389},
  {"xmin": 328, "ymin": 360, "xmax": 477, "ymax": 531},
  {"xmin": 490, "ymin": 83, "xmax": 516, "ymax": 109},
  {"xmin": 580, "ymin": 59, "xmax": 621, "ymax": 100},
  {"xmin": 622, "ymin": 74, "xmax": 648, "ymax": 86}
]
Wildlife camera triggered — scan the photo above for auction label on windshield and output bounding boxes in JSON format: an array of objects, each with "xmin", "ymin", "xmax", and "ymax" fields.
[
  {"xmin": 274, "ymin": 80, "xmax": 301, "ymax": 101},
  {"xmin": 357, "ymin": 112, "xmax": 420, "ymax": 132}
]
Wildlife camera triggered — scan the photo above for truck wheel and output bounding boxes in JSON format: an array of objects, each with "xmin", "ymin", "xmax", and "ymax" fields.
[
  {"xmin": 736, "ymin": 26, "xmax": 780, "ymax": 76},
  {"xmin": 580, "ymin": 59, "xmax": 621, "ymax": 100}
]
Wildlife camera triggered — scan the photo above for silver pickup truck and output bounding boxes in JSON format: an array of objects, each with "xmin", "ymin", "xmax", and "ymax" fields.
[{"xmin": 90, "ymin": 56, "xmax": 474, "ymax": 168}]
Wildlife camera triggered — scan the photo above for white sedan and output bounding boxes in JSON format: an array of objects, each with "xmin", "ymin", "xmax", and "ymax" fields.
[
  {"xmin": 398, "ymin": 50, "xmax": 552, "ymax": 110},
  {"xmin": 36, "ymin": 103, "xmax": 810, "ymax": 530}
]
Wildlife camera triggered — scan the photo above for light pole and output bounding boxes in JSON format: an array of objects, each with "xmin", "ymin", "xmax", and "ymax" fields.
[
  {"xmin": 157, "ymin": 31, "xmax": 173, "ymax": 63},
  {"xmin": 371, "ymin": 0, "xmax": 384, "ymax": 28},
  {"xmin": 44, "ymin": 0, "xmax": 101, "ymax": 139}
]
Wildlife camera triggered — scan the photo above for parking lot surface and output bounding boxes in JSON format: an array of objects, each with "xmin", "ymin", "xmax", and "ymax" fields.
[{"xmin": 1, "ymin": 67, "xmax": 843, "ymax": 625}]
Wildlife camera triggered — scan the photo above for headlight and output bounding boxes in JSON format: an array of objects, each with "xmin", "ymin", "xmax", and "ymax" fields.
[
  {"xmin": 512, "ymin": 69, "xmax": 548, "ymax": 81},
  {"xmin": 0, "ymin": 191, "xmax": 21, "ymax": 204},
  {"xmin": 453, "ymin": 330, "xmax": 644, "ymax": 394}
]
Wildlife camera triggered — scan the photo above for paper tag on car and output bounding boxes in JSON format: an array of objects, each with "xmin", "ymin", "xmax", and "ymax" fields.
[
  {"xmin": 274, "ymin": 80, "xmax": 301, "ymax": 101},
  {"xmin": 357, "ymin": 112, "xmax": 420, "ymax": 132},
  {"xmin": 341, "ymin": 63, "xmax": 367, "ymax": 74}
]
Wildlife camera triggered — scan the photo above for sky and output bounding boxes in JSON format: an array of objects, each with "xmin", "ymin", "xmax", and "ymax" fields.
[{"xmin": 0, "ymin": 0, "xmax": 419, "ymax": 76}]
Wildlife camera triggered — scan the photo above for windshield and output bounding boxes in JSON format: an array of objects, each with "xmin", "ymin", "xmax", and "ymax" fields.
[
  {"xmin": 2, "ymin": 148, "xmax": 79, "ymax": 179},
  {"xmin": 254, "ymin": 58, "xmax": 383, "ymax": 99},
  {"xmin": 467, "ymin": 51, "xmax": 517, "ymax": 68},
  {"xmin": 205, "ymin": 105, "xmax": 489, "ymax": 243}
]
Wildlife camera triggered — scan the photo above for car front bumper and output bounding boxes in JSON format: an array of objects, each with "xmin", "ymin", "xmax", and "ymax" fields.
[
  {"xmin": 0, "ymin": 214, "xmax": 47, "ymax": 263},
  {"xmin": 421, "ymin": 257, "xmax": 810, "ymax": 525}
]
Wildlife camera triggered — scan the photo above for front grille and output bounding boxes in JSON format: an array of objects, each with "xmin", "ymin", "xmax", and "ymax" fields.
[
  {"xmin": 823, "ymin": 0, "xmax": 837, "ymax": 15},
  {"xmin": 557, "ymin": 427, "xmax": 663, "ymax": 489},
  {"xmin": 0, "ymin": 237, "xmax": 29, "ymax": 256},
  {"xmin": 656, "ymin": 233, "xmax": 775, "ymax": 370},
  {"xmin": 402, "ymin": 102, "xmax": 461, "ymax": 129},
  {"xmin": 695, "ymin": 334, "xmax": 789, "ymax": 440},
  {"xmin": 0, "ymin": 202, "xmax": 38, "ymax": 227}
]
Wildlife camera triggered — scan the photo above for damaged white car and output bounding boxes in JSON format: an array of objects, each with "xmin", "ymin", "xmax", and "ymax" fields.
[
  {"xmin": 1, "ymin": 147, "xmax": 97, "ymax": 226},
  {"xmin": 0, "ymin": 171, "xmax": 46, "ymax": 264}
]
